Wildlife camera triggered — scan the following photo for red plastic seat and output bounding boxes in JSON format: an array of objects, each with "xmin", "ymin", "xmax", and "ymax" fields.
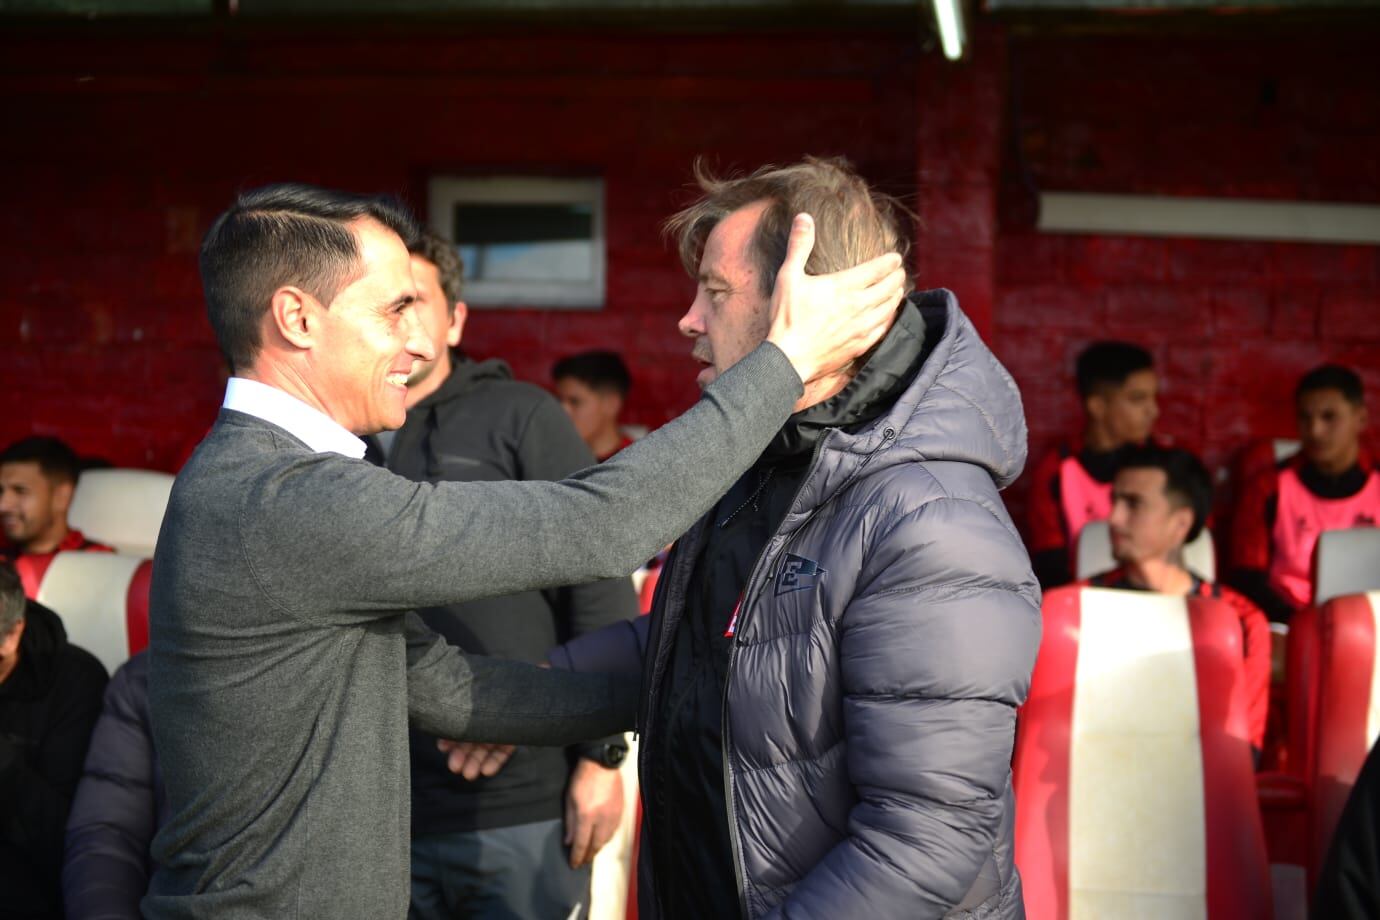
[
  {"xmin": 1308, "ymin": 592, "xmax": 1380, "ymax": 883},
  {"xmin": 1014, "ymin": 586, "xmax": 1271, "ymax": 920}
]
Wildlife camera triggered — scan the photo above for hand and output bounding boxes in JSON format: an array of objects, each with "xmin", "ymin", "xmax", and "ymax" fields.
[
  {"xmin": 436, "ymin": 739, "xmax": 515, "ymax": 780},
  {"xmin": 765, "ymin": 213, "xmax": 906, "ymax": 403},
  {"xmin": 564, "ymin": 757, "xmax": 625, "ymax": 869}
]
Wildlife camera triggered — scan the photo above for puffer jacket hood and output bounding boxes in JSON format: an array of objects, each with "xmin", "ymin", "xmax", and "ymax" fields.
[{"xmin": 790, "ymin": 288, "xmax": 1027, "ymax": 515}]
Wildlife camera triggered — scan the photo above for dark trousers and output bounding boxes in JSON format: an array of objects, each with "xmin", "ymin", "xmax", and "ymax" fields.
[{"xmin": 409, "ymin": 818, "xmax": 591, "ymax": 920}]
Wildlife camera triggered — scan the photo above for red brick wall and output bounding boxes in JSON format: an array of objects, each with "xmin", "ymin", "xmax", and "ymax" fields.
[
  {"xmin": 1, "ymin": 23, "xmax": 1376, "ymax": 506},
  {"xmin": 996, "ymin": 32, "xmax": 1380, "ymax": 530},
  {"xmin": 0, "ymin": 25, "xmax": 918, "ymax": 469}
]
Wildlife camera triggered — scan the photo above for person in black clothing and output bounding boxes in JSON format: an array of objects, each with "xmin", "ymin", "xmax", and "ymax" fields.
[
  {"xmin": 1026, "ymin": 341, "xmax": 1160, "ymax": 588},
  {"xmin": 367, "ymin": 231, "xmax": 638, "ymax": 920},
  {"xmin": 1316, "ymin": 738, "xmax": 1380, "ymax": 918},
  {"xmin": 0, "ymin": 561, "xmax": 107, "ymax": 919}
]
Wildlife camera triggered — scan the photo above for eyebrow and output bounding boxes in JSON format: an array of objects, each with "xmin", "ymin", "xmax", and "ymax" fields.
[{"xmin": 697, "ymin": 271, "xmax": 732, "ymax": 288}]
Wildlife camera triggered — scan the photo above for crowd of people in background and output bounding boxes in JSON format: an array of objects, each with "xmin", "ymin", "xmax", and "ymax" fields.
[{"xmin": 0, "ymin": 201, "xmax": 1375, "ymax": 917}]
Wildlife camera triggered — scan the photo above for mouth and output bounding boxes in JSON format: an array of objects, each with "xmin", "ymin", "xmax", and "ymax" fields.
[{"xmin": 385, "ymin": 372, "xmax": 409, "ymax": 390}]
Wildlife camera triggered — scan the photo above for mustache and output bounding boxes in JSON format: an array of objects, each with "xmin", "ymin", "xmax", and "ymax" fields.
[{"xmin": 691, "ymin": 344, "xmax": 713, "ymax": 365}]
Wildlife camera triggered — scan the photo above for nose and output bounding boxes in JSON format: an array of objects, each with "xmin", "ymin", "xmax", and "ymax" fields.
[
  {"xmin": 678, "ymin": 292, "xmax": 707, "ymax": 339},
  {"xmin": 402, "ymin": 305, "xmax": 435, "ymax": 363},
  {"xmin": 1109, "ymin": 500, "xmax": 1128, "ymax": 529}
]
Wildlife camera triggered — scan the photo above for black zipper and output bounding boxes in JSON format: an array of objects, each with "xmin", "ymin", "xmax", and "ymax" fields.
[{"xmin": 718, "ymin": 425, "xmax": 896, "ymax": 917}]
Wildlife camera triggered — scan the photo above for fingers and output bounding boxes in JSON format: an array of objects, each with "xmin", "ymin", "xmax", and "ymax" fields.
[
  {"xmin": 566, "ymin": 806, "xmax": 594, "ymax": 869},
  {"xmin": 436, "ymin": 740, "xmax": 515, "ymax": 780},
  {"xmin": 776, "ymin": 213, "xmax": 817, "ymax": 282}
]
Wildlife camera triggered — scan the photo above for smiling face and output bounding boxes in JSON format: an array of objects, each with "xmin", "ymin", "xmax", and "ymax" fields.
[
  {"xmin": 306, "ymin": 218, "xmax": 434, "ymax": 435},
  {"xmin": 0, "ymin": 461, "xmax": 71, "ymax": 552},
  {"xmin": 676, "ymin": 200, "xmax": 774, "ymax": 390}
]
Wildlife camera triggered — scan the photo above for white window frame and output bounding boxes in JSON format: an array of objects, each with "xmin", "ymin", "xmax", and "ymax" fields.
[{"xmin": 427, "ymin": 176, "xmax": 606, "ymax": 309}]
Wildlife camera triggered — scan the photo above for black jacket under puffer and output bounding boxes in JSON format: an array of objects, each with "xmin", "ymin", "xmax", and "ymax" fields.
[
  {"xmin": 553, "ymin": 291, "xmax": 1041, "ymax": 919},
  {"xmin": 378, "ymin": 355, "xmax": 639, "ymax": 833},
  {"xmin": 0, "ymin": 599, "xmax": 108, "ymax": 920}
]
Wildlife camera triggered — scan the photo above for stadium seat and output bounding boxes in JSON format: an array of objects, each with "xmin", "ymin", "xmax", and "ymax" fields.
[
  {"xmin": 1014, "ymin": 586, "xmax": 1270, "ymax": 920},
  {"xmin": 68, "ymin": 467, "xmax": 175, "ymax": 558},
  {"xmin": 1314, "ymin": 528, "xmax": 1380, "ymax": 607},
  {"xmin": 1075, "ymin": 519, "xmax": 1217, "ymax": 582},
  {"xmin": 1307, "ymin": 592, "xmax": 1380, "ymax": 885},
  {"xmin": 33, "ymin": 550, "xmax": 151, "ymax": 674}
]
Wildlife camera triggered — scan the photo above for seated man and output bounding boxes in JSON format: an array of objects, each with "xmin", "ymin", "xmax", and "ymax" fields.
[
  {"xmin": 514, "ymin": 157, "xmax": 1041, "ymax": 918},
  {"xmin": 0, "ymin": 437, "xmax": 112, "ymax": 597},
  {"xmin": 1088, "ymin": 445, "xmax": 1270, "ymax": 757},
  {"xmin": 63, "ymin": 650, "xmax": 163, "ymax": 920},
  {"xmin": 1027, "ymin": 341, "xmax": 1159, "ymax": 589},
  {"xmin": 1230, "ymin": 364, "xmax": 1379, "ymax": 622},
  {"xmin": 552, "ymin": 350, "xmax": 634, "ymax": 461},
  {"xmin": 0, "ymin": 561, "xmax": 108, "ymax": 919}
]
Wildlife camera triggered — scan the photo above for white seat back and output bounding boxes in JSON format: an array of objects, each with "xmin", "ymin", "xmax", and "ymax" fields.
[
  {"xmin": 35, "ymin": 551, "xmax": 148, "ymax": 675},
  {"xmin": 68, "ymin": 468, "xmax": 175, "ymax": 557},
  {"xmin": 1076, "ymin": 519, "xmax": 1216, "ymax": 582},
  {"xmin": 1315, "ymin": 529, "xmax": 1380, "ymax": 607}
]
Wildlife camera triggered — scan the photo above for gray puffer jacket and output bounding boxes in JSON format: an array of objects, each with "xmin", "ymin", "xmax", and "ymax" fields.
[{"xmin": 553, "ymin": 290, "xmax": 1041, "ymax": 919}]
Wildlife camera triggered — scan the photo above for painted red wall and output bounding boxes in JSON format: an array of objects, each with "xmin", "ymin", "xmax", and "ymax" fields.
[
  {"xmin": 995, "ymin": 32, "xmax": 1380, "ymax": 529},
  {"xmin": 1, "ymin": 22, "xmax": 1376, "ymax": 521},
  {"xmin": 0, "ymin": 25, "xmax": 918, "ymax": 469}
]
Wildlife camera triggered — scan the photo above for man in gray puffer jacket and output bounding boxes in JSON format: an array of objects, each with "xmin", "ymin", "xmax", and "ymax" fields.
[{"xmin": 538, "ymin": 158, "xmax": 1041, "ymax": 919}]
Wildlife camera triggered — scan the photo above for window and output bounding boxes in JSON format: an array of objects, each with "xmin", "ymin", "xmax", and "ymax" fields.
[{"xmin": 427, "ymin": 176, "xmax": 605, "ymax": 309}]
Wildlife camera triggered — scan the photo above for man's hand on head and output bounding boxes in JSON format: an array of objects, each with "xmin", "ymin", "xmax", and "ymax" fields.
[
  {"xmin": 435, "ymin": 739, "xmax": 515, "ymax": 780},
  {"xmin": 765, "ymin": 213, "xmax": 906, "ymax": 400}
]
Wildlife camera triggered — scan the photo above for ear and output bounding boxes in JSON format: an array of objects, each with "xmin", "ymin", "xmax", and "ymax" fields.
[
  {"xmin": 1085, "ymin": 392, "xmax": 1107, "ymax": 422},
  {"xmin": 51, "ymin": 479, "xmax": 74, "ymax": 516},
  {"xmin": 448, "ymin": 301, "xmax": 467, "ymax": 348},
  {"xmin": 267, "ymin": 286, "xmax": 318, "ymax": 351},
  {"xmin": 1168, "ymin": 505, "xmax": 1194, "ymax": 547},
  {"xmin": 0, "ymin": 618, "xmax": 25, "ymax": 658}
]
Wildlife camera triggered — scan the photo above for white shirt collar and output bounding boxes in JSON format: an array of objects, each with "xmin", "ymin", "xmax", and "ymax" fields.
[{"xmin": 222, "ymin": 377, "xmax": 367, "ymax": 460}]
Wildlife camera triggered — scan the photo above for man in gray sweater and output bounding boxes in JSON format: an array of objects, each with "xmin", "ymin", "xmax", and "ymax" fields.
[{"xmin": 144, "ymin": 182, "xmax": 903, "ymax": 919}]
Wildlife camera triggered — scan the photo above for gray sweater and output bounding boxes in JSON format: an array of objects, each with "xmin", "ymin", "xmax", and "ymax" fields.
[{"xmin": 143, "ymin": 343, "xmax": 802, "ymax": 919}]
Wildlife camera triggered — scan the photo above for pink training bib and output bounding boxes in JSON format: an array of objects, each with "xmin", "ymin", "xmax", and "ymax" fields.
[
  {"xmin": 1269, "ymin": 467, "xmax": 1380, "ymax": 608},
  {"xmin": 1059, "ymin": 456, "xmax": 1113, "ymax": 553}
]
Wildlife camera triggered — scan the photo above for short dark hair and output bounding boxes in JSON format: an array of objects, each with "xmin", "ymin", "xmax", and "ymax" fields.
[
  {"xmin": 1076, "ymin": 341, "xmax": 1155, "ymax": 399},
  {"xmin": 0, "ymin": 436, "xmax": 81, "ymax": 486},
  {"xmin": 1296, "ymin": 363, "xmax": 1365, "ymax": 407},
  {"xmin": 1118, "ymin": 444, "xmax": 1213, "ymax": 544},
  {"xmin": 408, "ymin": 231, "xmax": 466, "ymax": 309},
  {"xmin": 199, "ymin": 183, "xmax": 420, "ymax": 372},
  {"xmin": 552, "ymin": 351, "xmax": 632, "ymax": 397},
  {"xmin": 0, "ymin": 563, "xmax": 24, "ymax": 637}
]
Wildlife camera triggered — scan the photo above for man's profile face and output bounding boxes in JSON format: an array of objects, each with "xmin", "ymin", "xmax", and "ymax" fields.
[
  {"xmin": 404, "ymin": 255, "xmax": 464, "ymax": 397},
  {"xmin": 1297, "ymin": 387, "xmax": 1367, "ymax": 470},
  {"xmin": 309, "ymin": 218, "xmax": 434, "ymax": 435},
  {"xmin": 1090, "ymin": 369, "xmax": 1159, "ymax": 447},
  {"xmin": 677, "ymin": 200, "xmax": 774, "ymax": 390},
  {"xmin": 554, "ymin": 377, "xmax": 620, "ymax": 445},
  {"xmin": 0, "ymin": 462, "xmax": 68, "ymax": 550},
  {"xmin": 1108, "ymin": 466, "xmax": 1190, "ymax": 566}
]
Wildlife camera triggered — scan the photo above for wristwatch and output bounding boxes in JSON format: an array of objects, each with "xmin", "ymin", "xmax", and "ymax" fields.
[{"xmin": 577, "ymin": 741, "xmax": 628, "ymax": 769}]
